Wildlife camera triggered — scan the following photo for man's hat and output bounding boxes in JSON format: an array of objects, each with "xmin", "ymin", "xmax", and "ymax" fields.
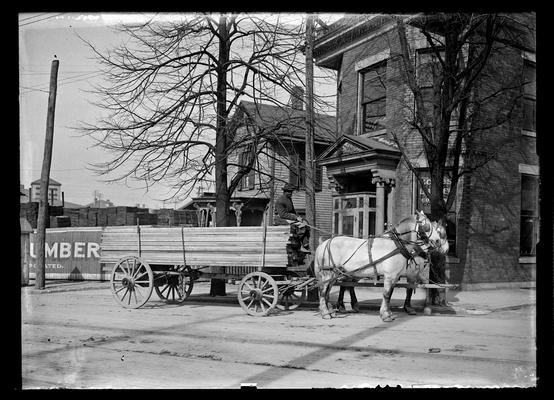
[{"xmin": 282, "ymin": 183, "xmax": 296, "ymax": 192}]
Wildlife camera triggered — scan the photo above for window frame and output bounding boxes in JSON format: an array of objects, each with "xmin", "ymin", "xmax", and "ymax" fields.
[
  {"xmin": 522, "ymin": 59, "xmax": 536, "ymax": 132},
  {"xmin": 414, "ymin": 168, "xmax": 457, "ymax": 255},
  {"xmin": 289, "ymin": 153, "xmax": 323, "ymax": 192},
  {"xmin": 415, "ymin": 48, "xmax": 446, "ymax": 127},
  {"xmin": 358, "ymin": 60, "xmax": 387, "ymax": 136},
  {"xmin": 520, "ymin": 173, "xmax": 539, "ymax": 256},
  {"xmin": 238, "ymin": 148, "xmax": 255, "ymax": 191}
]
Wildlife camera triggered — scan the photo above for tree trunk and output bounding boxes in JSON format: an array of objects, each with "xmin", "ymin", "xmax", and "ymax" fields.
[
  {"xmin": 211, "ymin": 16, "xmax": 231, "ymax": 296},
  {"xmin": 429, "ymin": 185, "xmax": 448, "ymax": 306},
  {"xmin": 429, "ymin": 250, "xmax": 447, "ymax": 306}
]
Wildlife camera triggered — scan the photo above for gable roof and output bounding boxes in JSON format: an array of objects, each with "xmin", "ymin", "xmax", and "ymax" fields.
[
  {"xmin": 30, "ymin": 178, "xmax": 61, "ymax": 186},
  {"xmin": 237, "ymin": 101, "xmax": 337, "ymax": 145},
  {"xmin": 318, "ymin": 134, "xmax": 400, "ymax": 161}
]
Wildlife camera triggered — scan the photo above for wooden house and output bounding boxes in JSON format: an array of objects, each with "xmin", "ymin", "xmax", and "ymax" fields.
[{"xmin": 183, "ymin": 91, "xmax": 338, "ymax": 243}]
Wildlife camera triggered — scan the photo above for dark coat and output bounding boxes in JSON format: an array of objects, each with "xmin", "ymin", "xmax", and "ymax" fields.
[{"xmin": 274, "ymin": 194, "xmax": 298, "ymax": 225}]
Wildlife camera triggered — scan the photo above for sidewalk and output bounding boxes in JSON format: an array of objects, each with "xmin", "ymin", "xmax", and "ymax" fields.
[{"xmin": 22, "ymin": 279, "xmax": 536, "ymax": 315}]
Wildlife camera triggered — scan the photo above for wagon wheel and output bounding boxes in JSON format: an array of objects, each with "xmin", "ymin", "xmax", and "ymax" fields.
[
  {"xmin": 154, "ymin": 266, "xmax": 194, "ymax": 303},
  {"xmin": 237, "ymin": 271, "xmax": 279, "ymax": 316},
  {"xmin": 110, "ymin": 255, "xmax": 154, "ymax": 309},
  {"xmin": 277, "ymin": 273, "xmax": 307, "ymax": 311}
]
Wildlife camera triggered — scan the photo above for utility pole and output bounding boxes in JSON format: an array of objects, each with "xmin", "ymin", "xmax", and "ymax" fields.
[
  {"xmin": 35, "ymin": 58, "xmax": 59, "ymax": 289},
  {"xmin": 304, "ymin": 15, "xmax": 316, "ymax": 251}
]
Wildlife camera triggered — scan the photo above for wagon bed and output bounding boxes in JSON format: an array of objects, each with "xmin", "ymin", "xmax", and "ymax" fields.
[
  {"xmin": 100, "ymin": 225, "xmax": 295, "ymax": 268},
  {"xmin": 101, "ymin": 224, "xmax": 311, "ymax": 314}
]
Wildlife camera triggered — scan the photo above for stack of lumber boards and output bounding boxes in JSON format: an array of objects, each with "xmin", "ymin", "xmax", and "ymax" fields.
[
  {"xmin": 100, "ymin": 225, "xmax": 292, "ymax": 269},
  {"xmin": 153, "ymin": 209, "xmax": 198, "ymax": 226}
]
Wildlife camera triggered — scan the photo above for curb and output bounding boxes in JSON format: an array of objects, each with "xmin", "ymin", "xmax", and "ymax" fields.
[{"xmin": 23, "ymin": 283, "xmax": 111, "ymax": 294}]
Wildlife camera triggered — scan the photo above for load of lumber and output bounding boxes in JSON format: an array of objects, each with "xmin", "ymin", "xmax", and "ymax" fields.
[{"xmin": 100, "ymin": 225, "xmax": 292, "ymax": 269}]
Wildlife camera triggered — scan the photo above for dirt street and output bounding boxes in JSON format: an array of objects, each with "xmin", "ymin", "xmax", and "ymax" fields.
[{"xmin": 21, "ymin": 282, "xmax": 536, "ymax": 389}]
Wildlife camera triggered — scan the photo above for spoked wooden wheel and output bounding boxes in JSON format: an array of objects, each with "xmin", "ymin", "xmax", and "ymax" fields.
[
  {"xmin": 110, "ymin": 255, "xmax": 154, "ymax": 309},
  {"xmin": 154, "ymin": 266, "xmax": 194, "ymax": 304},
  {"xmin": 277, "ymin": 282, "xmax": 307, "ymax": 311},
  {"xmin": 237, "ymin": 272, "xmax": 279, "ymax": 316}
]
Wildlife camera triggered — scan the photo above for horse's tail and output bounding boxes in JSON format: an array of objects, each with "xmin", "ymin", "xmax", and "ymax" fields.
[{"xmin": 312, "ymin": 237, "xmax": 333, "ymax": 278}]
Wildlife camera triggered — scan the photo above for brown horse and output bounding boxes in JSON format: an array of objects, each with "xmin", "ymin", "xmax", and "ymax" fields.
[{"xmin": 313, "ymin": 211, "xmax": 448, "ymax": 322}]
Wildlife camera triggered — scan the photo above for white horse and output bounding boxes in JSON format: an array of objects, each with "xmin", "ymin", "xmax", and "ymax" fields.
[{"xmin": 313, "ymin": 211, "xmax": 449, "ymax": 322}]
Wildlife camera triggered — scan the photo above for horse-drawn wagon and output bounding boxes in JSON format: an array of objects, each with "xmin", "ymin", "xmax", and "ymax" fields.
[
  {"xmin": 101, "ymin": 211, "xmax": 456, "ymax": 321},
  {"xmin": 100, "ymin": 222, "xmax": 316, "ymax": 316}
]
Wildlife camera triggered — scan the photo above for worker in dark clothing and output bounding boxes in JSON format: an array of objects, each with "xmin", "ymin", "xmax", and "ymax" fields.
[{"xmin": 274, "ymin": 183, "xmax": 311, "ymax": 253}]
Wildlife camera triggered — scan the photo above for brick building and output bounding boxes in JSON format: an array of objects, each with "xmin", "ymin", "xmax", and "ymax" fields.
[
  {"xmin": 29, "ymin": 178, "xmax": 63, "ymax": 206},
  {"xmin": 313, "ymin": 14, "xmax": 537, "ymax": 288}
]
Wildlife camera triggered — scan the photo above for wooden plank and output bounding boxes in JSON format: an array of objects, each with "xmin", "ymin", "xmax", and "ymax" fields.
[{"xmin": 99, "ymin": 225, "xmax": 295, "ymax": 268}]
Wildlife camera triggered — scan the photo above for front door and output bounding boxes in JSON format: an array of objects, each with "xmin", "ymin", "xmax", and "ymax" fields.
[{"xmin": 332, "ymin": 192, "xmax": 376, "ymax": 238}]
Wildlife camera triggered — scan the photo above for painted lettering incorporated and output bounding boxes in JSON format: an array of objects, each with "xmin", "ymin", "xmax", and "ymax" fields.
[{"xmin": 29, "ymin": 229, "xmax": 103, "ymax": 279}]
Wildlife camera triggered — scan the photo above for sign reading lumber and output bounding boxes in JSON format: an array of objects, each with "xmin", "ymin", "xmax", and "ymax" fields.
[{"xmin": 29, "ymin": 228, "xmax": 103, "ymax": 280}]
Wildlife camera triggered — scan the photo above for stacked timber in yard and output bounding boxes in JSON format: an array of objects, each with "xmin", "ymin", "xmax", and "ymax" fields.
[
  {"xmin": 100, "ymin": 225, "xmax": 292, "ymax": 268},
  {"xmin": 21, "ymin": 203, "xmax": 195, "ymax": 228},
  {"xmin": 153, "ymin": 209, "xmax": 198, "ymax": 226},
  {"xmin": 20, "ymin": 202, "xmax": 39, "ymax": 228},
  {"xmin": 20, "ymin": 203, "xmax": 64, "ymax": 228}
]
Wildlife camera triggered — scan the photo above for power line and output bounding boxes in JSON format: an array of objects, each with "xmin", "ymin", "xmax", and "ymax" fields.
[
  {"xmin": 18, "ymin": 13, "xmax": 51, "ymax": 23},
  {"xmin": 20, "ymin": 71, "xmax": 105, "ymax": 94},
  {"xmin": 19, "ymin": 85, "xmax": 50, "ymax": 93},
  {"xmin": 19, "ymin": 13, "xmax": 66, "ymax": 27},
  {"xmin": 21, "ymin": 70, "xmax": 102, "ymax": 89},
  {"xmin": 20, "ymin": 70, "xmax": 99, "ymax": 76}
]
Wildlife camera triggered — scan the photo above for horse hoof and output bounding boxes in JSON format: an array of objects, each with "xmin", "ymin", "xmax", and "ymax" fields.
[
  {"xmin": 322, "ymin": 313, "xmax": 333, "ymax": 319},
  {"xmin": 403, "ymin": 306, "xmax": 416, "ymax": 315},
  {"xmin": 381, "ymin": 316, "xmax": 394, "ymax": 322},
  {"xmin": 351, "ymin": 304, "xmax": 360, "ymax": 313},
  {"xmin": 333, "ymin": 302, "xmax": 346, "ymax": 313}
]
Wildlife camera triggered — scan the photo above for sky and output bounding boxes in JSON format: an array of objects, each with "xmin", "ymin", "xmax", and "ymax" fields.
[{"xmin": 19, "ymin": 12, "xmax": 340, "ymax": 209}]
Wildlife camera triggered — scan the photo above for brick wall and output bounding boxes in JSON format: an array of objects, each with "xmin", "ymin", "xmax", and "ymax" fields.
[{"xmin": 334, "ymin": 18, "xmax": 536, "ymax": 285}]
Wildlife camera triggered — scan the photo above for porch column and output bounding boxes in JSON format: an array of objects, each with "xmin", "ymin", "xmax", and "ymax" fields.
[{"xmin": 375, "ymin": 179, "xmax": 386, "ymax": 235}]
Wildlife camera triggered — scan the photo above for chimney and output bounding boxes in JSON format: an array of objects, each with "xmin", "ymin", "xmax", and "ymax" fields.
[{"xmin": 289, "ymin": 86, "xmax": 304, "ymax": 111}]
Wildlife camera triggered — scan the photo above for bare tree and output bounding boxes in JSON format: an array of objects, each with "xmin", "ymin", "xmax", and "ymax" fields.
[
  {"xmin": 79, "ymin": 13, "xmax": 335, "ymax": 227},
  {"xmin": 391, "ymin": 13, "xmax": 535, "ymax": 303}
]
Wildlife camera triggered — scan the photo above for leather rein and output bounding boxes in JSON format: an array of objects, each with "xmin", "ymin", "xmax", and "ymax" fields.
[{"xmin": 322, "ymin": 218, "xmax": 436, "ymax": 284}]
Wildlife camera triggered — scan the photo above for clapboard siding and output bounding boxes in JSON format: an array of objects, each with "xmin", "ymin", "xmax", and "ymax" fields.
[{"xmin": 230, "ymin": 141, "xmax": 334, "ymax": 238}]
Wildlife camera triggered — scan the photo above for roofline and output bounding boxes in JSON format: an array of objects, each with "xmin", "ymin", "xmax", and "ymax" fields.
[
  {"xmin": 314, "ymin": 14, "xmax": 420, "ymax": 69},
  {"xmin": 317, "ymin": 134, "xmax": 400, "ymax": 162}
]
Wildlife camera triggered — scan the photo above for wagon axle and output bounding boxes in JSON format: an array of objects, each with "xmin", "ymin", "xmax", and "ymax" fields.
[
  {"xmin": 247, "ymin": 288, "xmax": 264, "ymax": 301},
  {"xmin": 121, "ymin": 277, "xmax": 135, "ymax": 289}
]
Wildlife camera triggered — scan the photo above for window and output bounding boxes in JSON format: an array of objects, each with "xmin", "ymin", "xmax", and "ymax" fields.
[
  {"xmin": 522, "ymin": 60, "xmax": 536, "ymax": 132},
  {"xmin": 238, "ymin": 149, "xmax": 255, "ymax": 191},
  {"xmin": 289, "ymin": 154, "xmax": 305, "ymax": 189},
  {"xmin": 417, "ymin": 49, "xmax": 444, "ymax": 125},
  {"xmin": 520, "ymin": 174, "xmax": 539, "ymax": 256},
  {"xmin": 360, "ymin": 61, "xmax": 387, "ymax": 134},
  {"xmin": 289, "ymin": 153, "xmax": 322, "ymax": 191},
  {"xmin": 48, "ymin": 188, "xmax": 58, "ymax": 201},
  {"xmin": 416, "ymin": 170, "xmax": 457, "ymax": 254}
]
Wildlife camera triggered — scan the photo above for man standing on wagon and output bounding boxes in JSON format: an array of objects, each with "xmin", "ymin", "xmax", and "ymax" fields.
[{"xmin": 274, "ymin": 183, "xmax": 311, "ymax": 253}]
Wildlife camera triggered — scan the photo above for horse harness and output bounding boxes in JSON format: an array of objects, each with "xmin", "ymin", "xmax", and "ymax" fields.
[{"xmin": 321, "ymin": 221, "xmax": 430, "ymax": 285}]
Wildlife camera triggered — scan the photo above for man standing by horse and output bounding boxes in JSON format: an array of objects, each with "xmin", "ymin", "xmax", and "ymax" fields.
[{"xmin": 274, "ymin": 183, "xmax": 311, "ymax": 253}]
